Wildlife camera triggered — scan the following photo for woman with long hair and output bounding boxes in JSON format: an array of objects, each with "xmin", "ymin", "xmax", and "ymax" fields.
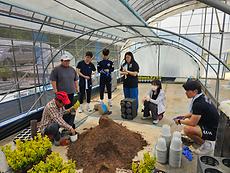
[
  {"xmin": 120, "ymin": 52, "xmax": 139, "ymax": 109},
  {"xmin": 141, "ymin": 79, "xmax": 166, "ymax": 124}
]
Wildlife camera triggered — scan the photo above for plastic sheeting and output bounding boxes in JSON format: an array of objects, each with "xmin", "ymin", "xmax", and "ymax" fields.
[
  {"xmin": 0, "ymin": 0, "xmax": 159, "ymax": 43},
  {"xmin": 122, "ymin": 44, "xmax": 199, "ymax": 78},
  {"xmin": 128, "ymin": 0, "xmax": 192, "ymax": 20}
]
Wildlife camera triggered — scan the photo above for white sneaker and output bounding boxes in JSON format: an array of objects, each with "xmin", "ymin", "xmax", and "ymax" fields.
[
  {"xmin": 153, "ymin": 119, "xmax": 159, "ymax": 124},
  {"xmin": 194, "ymin": 141, "xmax": 214, "ymax": 155},
  {"xmin": 78, "ymin": 106, "xmax": 83, "ymax": 113},
  {"xmin": 108, "ymin": 100, "xmax": 112, "ymax": 107},
  {"xmin": 86, "ymin": 104, "xmax": 92, "ymax": 112}
]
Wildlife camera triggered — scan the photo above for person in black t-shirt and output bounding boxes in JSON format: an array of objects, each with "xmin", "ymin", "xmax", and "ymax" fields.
[
  {"xmin": 174, "ymin": 80, "xmax": 219, "ymax": 155},
  {"xmin": 97, "ymin": 48, "xmax": 114, "ymax": 107},
  {"xmin": 76, "ymin": 51, "xmax": 96, "ymax": 113},
  {"xmin": 120, "ymin": 52, "xmax": 139, "ymax": 109}
]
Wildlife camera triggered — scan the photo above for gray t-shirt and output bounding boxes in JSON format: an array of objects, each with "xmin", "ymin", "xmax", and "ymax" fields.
[{"xmin": 50, "ymin": 65, "xmax": 78, "ymax": 94}]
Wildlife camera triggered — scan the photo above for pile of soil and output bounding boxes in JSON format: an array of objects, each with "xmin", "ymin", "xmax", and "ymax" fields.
[{"xmin": 67, "ymin": 116, "xmax": 147, "ymax": 173}]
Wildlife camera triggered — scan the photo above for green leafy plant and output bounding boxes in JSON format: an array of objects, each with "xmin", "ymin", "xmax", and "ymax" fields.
[
  {"xmin": 1, "ymin": 133, "xmax": 52, "ymax": 172},
  {"xmin": 28, "ymin": 152, "xmax": 76, "ymax": 173},
  {"xmin": 132, "ymin": 152, "xmax": 156, "ymax": 173}
]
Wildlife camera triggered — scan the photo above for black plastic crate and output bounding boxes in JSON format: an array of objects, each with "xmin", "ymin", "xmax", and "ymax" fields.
[
  {"xmin": 197, "ymin": 155, "xmax": 230, "ymax": 173},
  {"xmin": 120, "ymin": 98, "xmax": 137, "ymax": 120}
]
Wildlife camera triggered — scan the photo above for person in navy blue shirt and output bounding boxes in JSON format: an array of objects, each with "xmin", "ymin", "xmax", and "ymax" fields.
[
  {"xmin": 120, "ymin": 51, "xmax": 139, "ymax": 109},
  {"xmin": 97, "ymin": 48, "xmax": 114, "ymax": 107},
  {"xmin": 76, "ymin": 51, "xmax": 96, "ymax": 113},
  {"xmin": 174, "ymin": 80, "xmax": 219, "ymax": 155}
]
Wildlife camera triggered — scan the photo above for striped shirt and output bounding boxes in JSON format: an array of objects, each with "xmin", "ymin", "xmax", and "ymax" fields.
[{"xmin": 39, "ymin": 99, "xmax": 72, "ymax": 132}]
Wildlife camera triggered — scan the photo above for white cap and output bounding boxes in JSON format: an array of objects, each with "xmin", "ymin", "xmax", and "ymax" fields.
[{"xmin": 61, "ymin": 54, "xmax": 71, "ymax": 61}]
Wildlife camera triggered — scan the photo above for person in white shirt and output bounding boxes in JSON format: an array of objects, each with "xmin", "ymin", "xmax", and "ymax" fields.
[{"xmin": 141, "ymin": 79, "xmax": 166, "ymax": 124}]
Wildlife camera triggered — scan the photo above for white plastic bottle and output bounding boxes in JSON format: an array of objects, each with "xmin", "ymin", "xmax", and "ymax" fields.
[
  {"xmin": 172, "ymin": 131, "xmax": 181, "ymax": 140},
  {"xmin": 169, "ymin": 137, "xmax": 182, "ymax": 168},
  {"xmin": 0, "ymin": 149, "xmax": 10, "ymax": 172},
  {"xmin": 156, "ymin": 137, "xmax": 167, "ymax": 164},
  {"xmin": 161, "ymin": 124, "xmax": 171, "ymax": 148}
]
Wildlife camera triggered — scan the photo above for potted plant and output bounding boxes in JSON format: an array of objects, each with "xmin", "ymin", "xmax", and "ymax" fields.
[
  {"xmin": 28, "ymin": 152, "xmax": 76, "ymax": 173},
  {"xmin": 132, "ymin": 152, "xmax": 156, "ymax": 173},
  {"xmin": 1, "ymin": 133, "xmax": 52, "ymax": 173}
]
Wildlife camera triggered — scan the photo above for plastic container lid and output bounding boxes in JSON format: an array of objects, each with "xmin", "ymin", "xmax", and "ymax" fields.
[
  {"xmin": 170, "ymin": 137, "xmax": 182, "ymax": 151},
  {"xmin": 156, "ymin": 137, "xmax": 167, "ymax": 151}
]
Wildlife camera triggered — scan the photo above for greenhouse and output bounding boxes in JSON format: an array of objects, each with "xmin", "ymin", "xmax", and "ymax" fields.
[{"xmin": 0, "ymin": 0, "xmax": 229, "ymax": 173}]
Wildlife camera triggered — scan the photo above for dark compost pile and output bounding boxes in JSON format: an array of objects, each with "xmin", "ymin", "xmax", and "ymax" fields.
[{"xmin": 67, "ymin": 116, "xmax": 147, "ymax": 173}]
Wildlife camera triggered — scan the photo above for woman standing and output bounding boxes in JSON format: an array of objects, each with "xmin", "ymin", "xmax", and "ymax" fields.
[{"xmin": 120, "ymin": 52, "xmax": 139, "ymax": 109}]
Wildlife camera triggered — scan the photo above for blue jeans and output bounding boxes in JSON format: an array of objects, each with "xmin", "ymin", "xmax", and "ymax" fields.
[{"xmin": 123, "ymin": 87, "xmax": 138, "ymax": 109}]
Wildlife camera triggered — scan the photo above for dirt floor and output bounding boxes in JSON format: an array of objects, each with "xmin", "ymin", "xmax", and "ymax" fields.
[
  {"xmin": 1, "ymin": 82, "xmax": 230, "ymax": 173},
  {"xmin": 67, "ymin": 116, "xmax": 147, "ymax": 173}
]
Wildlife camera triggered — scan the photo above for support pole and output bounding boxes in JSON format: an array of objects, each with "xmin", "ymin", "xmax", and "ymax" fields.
[
  {"xmin": 205, "ymin": 8, "xmax": 214, "ymax": 86},
  {"xmin": 157, "ymin": 45, "xmax": 160, "ymax": 78},
  {"xmin": 216, "ymin": 12, "xmax": 226, "ymax": 104},
  {"xmin": 201, "ymin": 8, "xmax": 207, "ymax": 78}
]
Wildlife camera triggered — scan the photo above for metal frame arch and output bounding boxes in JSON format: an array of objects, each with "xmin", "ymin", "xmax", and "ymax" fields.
[
  {"xmin": 41, "ymin": 24, "xmax": 228, "ymax": 104},
  {"xmin": 44, "ymin": 24, "xmax": 230, "ymax": 72},
  {"xmin": 92, "ymin": 36, "xmax": 215, "ymax": 78}
]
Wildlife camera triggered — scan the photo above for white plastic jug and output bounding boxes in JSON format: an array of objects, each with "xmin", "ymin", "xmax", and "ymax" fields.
[
  {"xmin": 161, "ymin": 124, "xmax": 171, "ymax": 148},
  {"xmin": 156, "ymin": 137, "xmax": 167, "ymax": 164},
  {"xmin": 0, "ymin": 150, "xmax": 10, "ymax": 172},
  {"xmin": 169, "ymin": 137, "xmax": 182, "ymax": 168},
  {"xmin": 172, "ymin": 131, "xmax": 181, "ymax": 140}
]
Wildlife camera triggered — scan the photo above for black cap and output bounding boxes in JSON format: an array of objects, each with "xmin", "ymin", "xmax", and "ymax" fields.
[{"xmin": 182, "ymin": 80, "xmax": 201, "ymax": 93}]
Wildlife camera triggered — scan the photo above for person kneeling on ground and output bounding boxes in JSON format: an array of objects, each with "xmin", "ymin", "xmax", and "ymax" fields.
[
  {"xmin": 174, "ymin": 80, "xmax": 219, "ymax": 155},
  {"xmin": 39, "ymin": 91, "xmax": 76, "ymax": 146},
  {"xmin": 141, "ymin": 79, "xmax": 166, "ymax": 124}
]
